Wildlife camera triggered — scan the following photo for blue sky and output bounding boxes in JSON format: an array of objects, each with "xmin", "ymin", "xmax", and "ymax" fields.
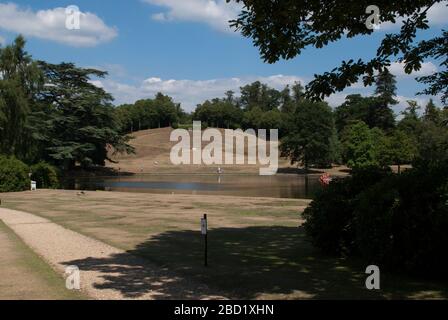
[{"xmin": 0, "ymin": 0, "xmax": 446, "ymax": 112}]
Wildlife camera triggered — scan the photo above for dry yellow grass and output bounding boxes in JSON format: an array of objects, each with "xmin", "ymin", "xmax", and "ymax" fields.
[
  {"xmin": 107, "ymin": 127, "xmax": 350, "ymax": 175},
  {"xmin": 1, "ymin": 190, "xmax": 447, "ymax": 300},
  {"xmin": 0, "ymin": 220, "xmax": 85, "ymax": 300}
]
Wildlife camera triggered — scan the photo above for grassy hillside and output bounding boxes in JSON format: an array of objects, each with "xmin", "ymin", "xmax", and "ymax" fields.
[{"xmin": 107, "ymin": 127, "xmax": 348, "ymax": 175}]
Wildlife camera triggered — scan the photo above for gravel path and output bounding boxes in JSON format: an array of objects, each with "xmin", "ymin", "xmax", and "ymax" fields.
[{"xmin": 0, "ymin": 208, "xmax": 227, "ymax": 300}]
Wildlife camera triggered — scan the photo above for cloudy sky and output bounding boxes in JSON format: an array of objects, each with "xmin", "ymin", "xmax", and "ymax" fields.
[{"xmin": 0, "ymin": 0, "xmax": 447, "ymax": 113}]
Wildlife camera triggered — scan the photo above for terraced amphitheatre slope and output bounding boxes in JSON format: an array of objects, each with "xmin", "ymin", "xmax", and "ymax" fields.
[{"xmin": 106, "ymin": 127, "xmax": 347, "ymax": 175}]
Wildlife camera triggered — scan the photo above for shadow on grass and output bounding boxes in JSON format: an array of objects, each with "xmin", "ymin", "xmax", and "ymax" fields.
[
  {"xmin": 277, "ymin": 167, "xmax": 325, "ymax": 175},
  {"xmin": 63, "ymin": 226, "xmax": 448, "ymax": 300}
]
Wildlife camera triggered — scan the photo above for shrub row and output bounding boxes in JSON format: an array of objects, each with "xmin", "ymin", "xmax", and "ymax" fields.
[
  {"xmin": 0, "ymin": 157, "xmax": 59, "ymax": 192},
  {"xmin": 30, "ymin": 162, "xmax": 60, "ymax": 189},
  {"xmin": 303, "ymin": 165, "xmax": 448, "ymax": 277},
  {"xmin": 0, "ymin": 156, "xmax": 30, "ymax": 192}
]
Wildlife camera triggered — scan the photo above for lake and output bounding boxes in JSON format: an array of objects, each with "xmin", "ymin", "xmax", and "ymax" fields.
[{"xmin": 62, "ymin": 174, "xmax": 322, "ymax": 199}]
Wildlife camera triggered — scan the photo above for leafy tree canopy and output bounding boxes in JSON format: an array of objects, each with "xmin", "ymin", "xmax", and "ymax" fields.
[
  {"xmin": 281, "ymin": 100, "xmax": 335, "ymax": 169},
  {"xmin": 37, "ymin": 61, "xmax": 134, "ymax": 169},
  {"xmin": 229, "ymin": 1, "xmax": 447, "ymax": 105}
]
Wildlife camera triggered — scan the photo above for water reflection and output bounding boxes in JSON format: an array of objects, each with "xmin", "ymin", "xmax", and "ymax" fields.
[{"xmin": 62, "ymin": 174, "xmax": 321, "ymax": 199}]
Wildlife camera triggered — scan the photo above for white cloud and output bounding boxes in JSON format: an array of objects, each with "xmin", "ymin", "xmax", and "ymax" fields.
[
  {"xmin": 395, "ymin": 95, "xmax": 437, "ymax": 117},
  {"xmin": 144, "ymin": 0, "xmax": 242, "ymax": 33},
  {"xmin": 426, "ymin": 1, "xmax": 448, "ymax": 25},
  {"xmin": 94, "ymin": 74, "xmax": 306, "ymax": 110},
  {"xmin": 325, "ymin": 93, "xmax": 349, "ymax": 107},
  {"xmin": 380, "ymin": 1, "xmax": 448, "ymax": 30},
  {"xmin": 0, "ymin": 34, "xmax": 5, "ymax": 45},
  {"xmin": 92, "ymin": 72, "xmax": 444, "ymax": 116},
  {"xmin": 0, "ymin": 3, "xmax": 117, "ymax": 47},
  {"xmin": 389, "ymin": 61, "xmax": 438, "ymax": 78},
  {"xmin": 146, "ymin": 1, "xmax": 447, "ymax": 33}
]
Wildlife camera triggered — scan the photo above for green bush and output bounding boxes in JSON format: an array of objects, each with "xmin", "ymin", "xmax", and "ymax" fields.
[
  {"xmin": 302, "ymin": 167, "xmax": 391, "ymax": 255},
  {"xmin": 30, "ymin": 162, "xmax": 59, "ymax": 189},
  {"xmin": 354, "ymin": 166, "xmax": 448, "ymax": 276},
  {"xmin": 303, "ymin": 164, "xmax": 448, "ymax": 277},
  {"xmin": 0, "ymin": 156, "xmax": 30, "ymax": 192},
  {"xmin": 354, "ymin": 177, "xmax": 399, "ymax": 265}
]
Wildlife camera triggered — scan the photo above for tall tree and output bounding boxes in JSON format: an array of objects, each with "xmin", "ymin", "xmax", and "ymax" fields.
[
  {"xmin": 224, "ymin": 90, "xmax": 235, "ymax": 103},
  {"xmin": 373, "ymin": 69, "xmax": 396, "ymax": 130},
  {"xmin": 281, "ymin": 100, "xmax": 334, "ymax": 170},
  {"xmin": 415, "ymin": 121, "xmax": 448, "ymax": 168},
  {"xmin": 375, "ymin": 69, "xmax": 398, "ymax": 106},
  {"xmin": 279, "ymin": 85, "xmax": 293, "ymax": 113},
  {"xmin": 240, "ymin": 81, "xmax": 281, "ymax": 111},
  {"xmin": 291, "ymin": 81, "xmax": 305, "ymax": 103},
  {"xmin": 423, "ymin": 99, "xmax": 441, "ymax": 124},
  {"xmin": 153, "ymin": 93, "xmax": 180, "ymax": 128},
  {"xmin": 38, "ymin": 62, "xmax": 133, "ymax": 169},
  {"xmin": 0, "ymin": 36, "xmax": 43, "ymax": 159},
  {"xmin": 402, "ymin": 100, "xmax": 421, "ymax": 121},
  {"xmin": 398, "ymin": 100, "xmax": 422, "ymax": 138},
  {"xmin": 376, "ymin": 130, "xmax": 417, "ymax": 173},
  {"xmin": 341, "ymin": 121, "xmax": 379, "ymax": 169},
  {"xmin": 335, "ymin": 94, "xmax": 371, "ymax": 132},
  {"xmin": 194, "ymin": 98, "xmax": 242, "ymax": 129}
]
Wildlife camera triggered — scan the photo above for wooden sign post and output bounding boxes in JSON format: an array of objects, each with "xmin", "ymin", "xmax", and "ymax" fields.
[{"xmin": 201, "ymin": 214, "xmax": 208, "ymax": 267}]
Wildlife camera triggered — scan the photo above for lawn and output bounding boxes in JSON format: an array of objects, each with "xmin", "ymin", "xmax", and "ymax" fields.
[
  {"xmin": 1, "ymin": 190, "xmax": 447, "ymax": 299},
  {"xmin": 0, "ymin": 220, "xmax": 85, "ymax": 300}
]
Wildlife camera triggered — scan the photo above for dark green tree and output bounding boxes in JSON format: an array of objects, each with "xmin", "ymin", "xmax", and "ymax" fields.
[
  {"xmin": 375, "ymin": 69, "xmax": 398, "ymax": 105},
  {"xmin": 259, "ymin": 109, "xmax": 282, "ymax": 133},
  {"xmin": 335, "ymin": 94, "xmax": 371, "ymax": 132},
  {"xmin": 281, "ymin": 100, "xmax": 334, "ymax": 170},
  {"xmin": 240, "ymin": 81, "xmax": 281, "ymax": 111},
  {"xmin": 376, "ymin": 130, "xmax": 417, "ymax": 173},
  {"xmin": 341, "ymin": 121, "xmax": 379, "ymax": 169},
  {"xmin": 423, "ymin": 98, "xmax": 441, "ymax": 124},
  {"xmin": 0, "ymin": 36, "xmax": 43, "ymax": 160},
  {"xmin": 38, "ymin": 62, "xmax": 133, "ymax": 169},
  {"xmin": 114, "ymin": 93, "xmax": 182, "ymax": 133},
  {"xmin": 373, "ymin": 69, "xmax": 397, "ymax": 130},
  {"xmin": 153, "ymin": 93, "xmax": 180, "ymax": 128},
  {"xmin": 397, "ymin": 100, "xmax": 422, "ymax": 137},
  {"xmin": 194, "ymin": 98, "xmax": 242, "ymax": 129},
  {"xmin": 415, "ymin": 121, "xmax": 448, "ymax": 168}
]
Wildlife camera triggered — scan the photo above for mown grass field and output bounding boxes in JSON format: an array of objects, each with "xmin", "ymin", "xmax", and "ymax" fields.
[{"xmin": 1, "ymin": 190, "xmax": 447, "ymax": 299}]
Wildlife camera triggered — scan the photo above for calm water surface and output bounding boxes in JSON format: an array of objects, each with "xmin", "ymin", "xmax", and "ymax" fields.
[{"xmin": 62, "ymin": 174, "xmax": 322, "ymax": 199}]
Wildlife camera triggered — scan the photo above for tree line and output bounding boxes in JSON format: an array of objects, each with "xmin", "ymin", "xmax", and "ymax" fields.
[
  {"xmin": 0, "ymin": 36, "xmax": 133, "ymax": 171},
  {"xmin": 114, "ymin": 94, "xmax": 188, "ymax": 134},
  {"xmin": 188, "ymin": 71, "xmax": 447, "ymax": 171},
  {"xmin": 2, "ymin": 35, "xmax": 446, "ymax": 175}
]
